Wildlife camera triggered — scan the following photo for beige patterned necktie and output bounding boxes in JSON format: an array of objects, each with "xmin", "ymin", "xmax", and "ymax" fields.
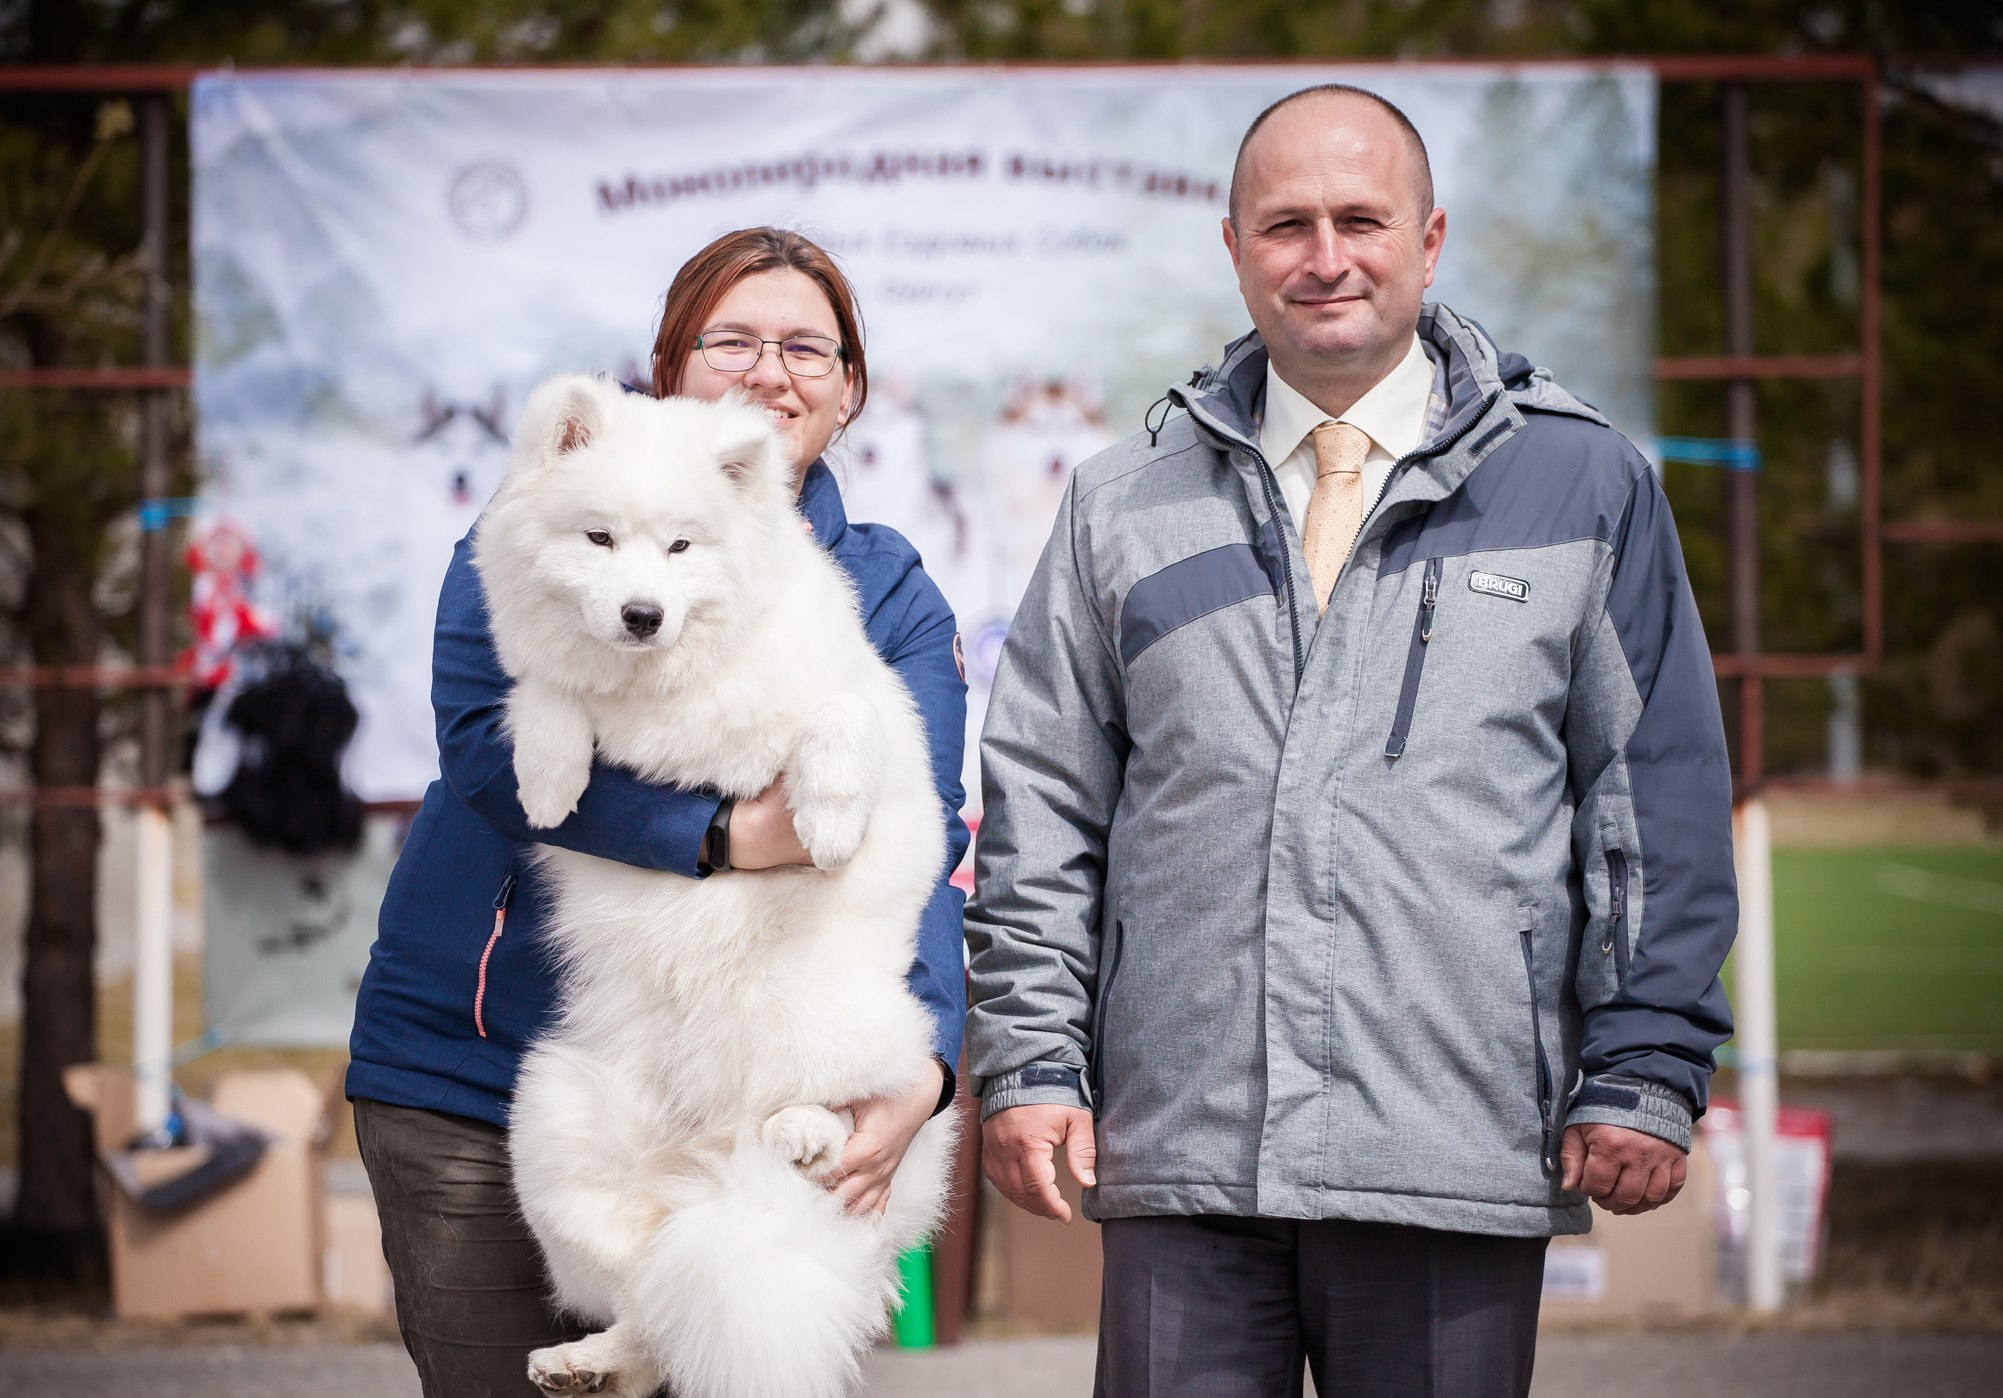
[{"xmin": 1303, "ymin": 421, "xmax": 1370, "ymax": 612}]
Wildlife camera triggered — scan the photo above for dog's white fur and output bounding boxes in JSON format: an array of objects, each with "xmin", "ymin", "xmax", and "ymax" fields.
[{"xmin": 473, "ymin": 375, "xmax": 954, "ymax": 1398}]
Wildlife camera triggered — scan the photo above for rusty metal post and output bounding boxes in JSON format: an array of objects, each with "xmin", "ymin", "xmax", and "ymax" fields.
[
  {"xmin": 132, "ymin": 91, "xmax": 176, "ymax": 1135},
  {"xmin": 1722, "ymin": 82, "xmax": 1762, "ymax": 788},
  {"xmin": 138, "ymin": 94, "xmax": 171, "ymax": 784},
  {"xmin": 1859, "ymin": 68, "xmax": 1882, "ymax": 664}
]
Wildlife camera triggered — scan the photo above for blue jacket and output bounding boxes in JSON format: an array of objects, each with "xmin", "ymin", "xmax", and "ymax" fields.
[{"xmin": 347, "ymin": 462, "xmax": 971, "ymax": 1128}]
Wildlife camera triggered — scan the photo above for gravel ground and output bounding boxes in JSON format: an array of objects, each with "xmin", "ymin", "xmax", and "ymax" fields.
[{"xmin": 3, "ymin": 1333, "xmax": 2002, "ymax": 1398}]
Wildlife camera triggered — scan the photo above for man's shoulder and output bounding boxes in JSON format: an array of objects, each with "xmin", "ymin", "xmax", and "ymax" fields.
[
  {"xmin": 1501, "ymin": 402, "xmax": 1653, "ymax": 497},
  {"xmin": 1068, "ymin": 412, "xmax": 1216, "ymax": 510}
]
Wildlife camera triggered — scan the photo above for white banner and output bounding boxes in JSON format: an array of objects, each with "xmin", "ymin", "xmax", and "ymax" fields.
[{"xmin": 193, "ymin": 65, "xmax": 1656, "ymax": 807}]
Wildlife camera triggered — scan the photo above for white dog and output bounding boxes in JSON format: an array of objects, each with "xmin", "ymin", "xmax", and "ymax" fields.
[{"xmin": 472, "ymin": 374, "xmax": 955, "ymax": 1398}]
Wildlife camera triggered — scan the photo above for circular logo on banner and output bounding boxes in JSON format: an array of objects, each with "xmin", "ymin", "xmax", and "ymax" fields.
[
  {"xmin": 448, "ymin": 162, "xmax": 529, "ymax": 239},
  {"xmin": 966, "ymin": 619, "xmax": 1010, "ymax": 686}
]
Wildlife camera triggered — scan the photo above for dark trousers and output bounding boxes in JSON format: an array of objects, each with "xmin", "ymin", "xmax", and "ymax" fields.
[
  {"xmin": 353, "ymin": 1097, "xmax": 585, "ymax": 1398},
  {"xmin": 1095, "ymin": 1215, "xmax": 1548, "ymax": 1398}
]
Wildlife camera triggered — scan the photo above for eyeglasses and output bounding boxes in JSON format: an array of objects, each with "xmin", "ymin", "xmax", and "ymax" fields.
[{"xmin": 693, "ymin": 330, "xmax": 844, "ymax": 378}]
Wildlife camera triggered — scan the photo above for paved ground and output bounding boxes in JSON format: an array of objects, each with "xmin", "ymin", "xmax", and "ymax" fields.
[{"xmin": 3, "ymin": 1333, "xmax": 2002, "ymax": 1398}]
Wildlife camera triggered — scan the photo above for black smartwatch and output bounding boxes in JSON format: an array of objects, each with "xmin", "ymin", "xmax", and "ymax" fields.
[
  {"xmin": 701, "ymin": 797, "xmax": 734, "ymax": 874},
  {"xmin": 930, "ymin": 1054, "xmax": 957, "ymax": 1118}
]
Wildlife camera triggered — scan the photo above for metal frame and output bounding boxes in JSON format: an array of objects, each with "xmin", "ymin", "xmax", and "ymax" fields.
[{"xmin": 2, "ymin": 54, "xmax": 1998, "ymax": 801}]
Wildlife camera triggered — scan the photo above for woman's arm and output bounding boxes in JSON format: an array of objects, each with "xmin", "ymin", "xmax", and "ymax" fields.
[
  {"xmin": 833, "ymin": 560, "xmax": 971, "ymax": 1213},
  {"xmin": 431, "ymin": 536, "xmax": 722, "ymax": 875},
  {"xmin": 884, "ymin": 579, "xmax": 972, "ymax": 1072}
]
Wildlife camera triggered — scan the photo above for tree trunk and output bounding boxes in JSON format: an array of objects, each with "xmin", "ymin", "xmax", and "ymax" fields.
[{"xmin": 10, "ymin": 500, "xmax": 105, "ymax": 1275}]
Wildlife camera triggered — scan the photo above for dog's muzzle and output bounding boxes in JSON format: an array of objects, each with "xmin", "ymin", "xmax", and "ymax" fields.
[{"xmin": 621, "ymin": 601, "xmax": 665, "ymax": 641}]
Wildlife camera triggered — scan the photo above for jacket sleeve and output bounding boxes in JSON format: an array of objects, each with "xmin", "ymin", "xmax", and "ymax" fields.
[
  {"xmin": 1563, "ymin": 460, "xmax": 1737, "ymax": 1152},
  {"xmin": 432, "ymin": 535, "xmax": 720, "ymax": 875},
  {"xmin": 966, "ymin": 474, "xmax": 1129, "ymax": 1119},
  {"xmin": 877, "ymin": 566, "xmax": 973, "ymax": 1073}
]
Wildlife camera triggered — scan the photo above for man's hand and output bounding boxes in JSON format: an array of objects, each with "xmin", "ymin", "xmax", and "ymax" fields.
[
  {"xmin": 983, "ymin": 1104, "xmax": 1096, "ymax": 1223},
  {"xmin": 1560, "ymin": 1123, "xmax": 1687, "ymax": 1215},
  {"xmin": 828, "ymin": 1060, "xmax": 944, "ymax": 1215}
]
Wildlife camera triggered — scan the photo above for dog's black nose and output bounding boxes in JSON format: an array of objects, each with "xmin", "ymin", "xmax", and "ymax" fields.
[{"xmin": 621, "ymin": 601, "xmax": 664, "ymax": 639}]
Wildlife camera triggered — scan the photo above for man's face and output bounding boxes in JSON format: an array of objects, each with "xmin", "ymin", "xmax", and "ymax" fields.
[{"xmin": 1223, "ymin": 96, "xmax": 1446, "ymax": 381}]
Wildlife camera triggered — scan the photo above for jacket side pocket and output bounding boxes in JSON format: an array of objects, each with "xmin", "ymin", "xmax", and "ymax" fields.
[
  {"xmin": 473, "ymin": 872, "xmax": 517, "ymax": 1040},
  {"xmin": 1603, "ymin": 849, "xmax": 1632, "ymax": 986},
  {"xmin": 1384, "ymin": 556, "xmax": 1442, "ymax": 759},
  {"xmin": 1088, "ymin": 918, "xmax": 1125, "ymax": 1111},
  {"xmin": 1517, "ymin": 903, "xmax": 1558, "ymax": 1175}
]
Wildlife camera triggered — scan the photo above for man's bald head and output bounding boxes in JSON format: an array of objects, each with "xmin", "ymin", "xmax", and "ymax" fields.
[{"xmin": 1228, "ymin": 84, "xmax": 1435, "ymax": 227}]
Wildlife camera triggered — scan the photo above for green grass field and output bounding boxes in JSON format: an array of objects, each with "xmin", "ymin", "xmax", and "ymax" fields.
[{"xmin": 1761, "ymin": 846, "xmax": 2003, "ymax": 1055}]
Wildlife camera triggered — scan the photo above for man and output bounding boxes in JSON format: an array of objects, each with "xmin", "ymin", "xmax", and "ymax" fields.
[{"xmin": 966, "ymin": 85, "xmax": 1735, "ymax": 1396}]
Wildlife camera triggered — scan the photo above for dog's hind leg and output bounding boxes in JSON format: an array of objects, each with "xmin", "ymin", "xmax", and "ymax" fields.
[
  {"xmin": 510, "ymin": 1049, "xmax": 652, "ymax": 1321},
  {"xmin": 528, "ymin": 1321, "xmax": 663, "ymax": 1398},
  {"xmin": 785, "ymin": 694, "xmax": 882, "ymax": 870}
]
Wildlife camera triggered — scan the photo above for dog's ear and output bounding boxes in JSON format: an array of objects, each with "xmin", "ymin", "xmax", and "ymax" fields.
[
  {"xmin": 516, "ymin": 373, "xmax": 608, "ymax": 467},
  {"xmin": 712, "ymin": 398, "xmax": 783, "ymax": 487}
]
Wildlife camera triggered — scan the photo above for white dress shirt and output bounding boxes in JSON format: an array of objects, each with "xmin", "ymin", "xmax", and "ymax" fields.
[{"xmin": 1259, "ymin": 333, "xmax": 1436, "ymax": 535}]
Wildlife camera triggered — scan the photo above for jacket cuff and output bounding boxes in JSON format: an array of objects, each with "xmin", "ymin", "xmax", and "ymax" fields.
[
  {"xmin": 978, "ymin": 1063, "xmax": 1091, "ymax": 1121},
  {"xmin": 1564, "ymin": 1073, "xmax": 1694, "ymax": 1152}
]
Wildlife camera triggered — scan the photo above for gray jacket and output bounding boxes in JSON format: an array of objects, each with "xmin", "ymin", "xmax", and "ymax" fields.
[{"xmin": 966, "ymin": 304, "xmax": 1736, "ymax": 1237}]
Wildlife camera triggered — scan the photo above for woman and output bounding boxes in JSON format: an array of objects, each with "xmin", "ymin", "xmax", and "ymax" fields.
[{"xmin": 346, "ymin": 227, "xmax": 969, "ymax": 1398}]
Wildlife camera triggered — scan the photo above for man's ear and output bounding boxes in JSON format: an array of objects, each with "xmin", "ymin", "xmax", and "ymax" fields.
[{"xmin": 516, "ymin": 373, "xmax": 607, "ymax": 466}]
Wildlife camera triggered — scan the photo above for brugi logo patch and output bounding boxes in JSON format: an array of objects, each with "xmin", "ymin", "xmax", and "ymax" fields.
[{"xmin": 1468, "ymin": 571, "xmax": 1530, "ymax": 603}]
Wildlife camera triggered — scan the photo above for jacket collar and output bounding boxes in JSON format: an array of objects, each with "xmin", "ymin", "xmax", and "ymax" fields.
[{"xmin": 797, "ymin": 459, "xmax": 848, "ymax": 549}]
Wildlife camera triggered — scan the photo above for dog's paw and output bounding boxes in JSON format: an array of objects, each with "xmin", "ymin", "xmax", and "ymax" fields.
[
  {"xmin": 515, "ymin": 755, "xmax": 590, "ymax": 830},
  {"xmin": 762, "ymin": 1104, "xmax": 850, "ymax": 1183},
  {"xmin": 791, "ymin": 798, "xmax": 870, "ymax": 870},
  {"xmin": 527, "ymin": 1326, "xmax": 659, "ymax": 1398},
  {"xmin": 527, "ymin": 1343, "xmax": 609, "ymax": 1395}
]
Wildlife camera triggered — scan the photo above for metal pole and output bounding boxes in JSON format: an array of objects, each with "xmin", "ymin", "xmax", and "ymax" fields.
[
  {"xmin": 1722, "ymin": 80, "xmax": 1783, "ymax": 1314},
  {"xmin": 132, "ymin": 92, "xmax": 175, "ymax": 1137},
  {"xmin": 1722, "ymin": 82, "xmax": 1762, "ymax": 778}
]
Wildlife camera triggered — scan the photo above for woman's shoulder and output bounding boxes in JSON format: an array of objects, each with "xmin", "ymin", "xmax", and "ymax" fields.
[{"xmin": 833, "ymin": 519, "xmax": 957, "ymax": 646}]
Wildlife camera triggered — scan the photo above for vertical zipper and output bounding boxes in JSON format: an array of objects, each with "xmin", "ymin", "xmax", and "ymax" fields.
[
  {"xmin": 1247, "ymin": 455, "xmax": 1305, "ymax": 684},
  {"xmin": 1088, "ymin": 919, "xmax": 1126, "ymax": 1109},
  {"xmin": 1518, "ymin": 924, "xmax": 1558, "ymax": 1174},
  {"xmin": 1384, "ymin": 557, "xmax": 1442, "ymax": 758},
  {"xmin": 1603, "ymin": 850, "xmax": 1631, "ymax": 984},
  {"xmin": 474, "ymin": 873, "xmax": 517, "ymax": 1040}
]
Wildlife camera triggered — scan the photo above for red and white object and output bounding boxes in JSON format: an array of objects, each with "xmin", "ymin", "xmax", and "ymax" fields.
[{"xmin": 1702, "ymin": 1100, "xmax": 1836, "ymax": 1304}]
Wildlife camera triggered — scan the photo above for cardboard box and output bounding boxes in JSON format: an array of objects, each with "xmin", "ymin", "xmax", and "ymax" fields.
[
  {"xmin": 1541, "ymin": 1135, "xmax": 1715, "ymax": 1321},
  {"xmin": 992, "ymin": 1167, "xmax": 1102, "ymax": 1330},
  {"xmin": 321, "ymin": 1191, "xmax": 394, "ymax": 1315},
  {"xmin": 63, "ymin": 1065, "xmax": 327, "ymax": 1319}
]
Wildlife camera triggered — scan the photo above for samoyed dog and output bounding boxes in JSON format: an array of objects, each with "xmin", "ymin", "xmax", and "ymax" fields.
[{"xmin": 472, "ymin": 374, "xmax": 955, "ymax": 1398}]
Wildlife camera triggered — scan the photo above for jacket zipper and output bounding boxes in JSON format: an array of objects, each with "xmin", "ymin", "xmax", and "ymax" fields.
[
  {"xmin": 1088, "ymin": 919, "xmax": 1126, "ymax": 1108},
  {"xmin": 1518, "ymin": 923, "xmax": 1558, "ymax": 1174},
  {"xmin": 474, "ymin": 873, "xmax": 517, "ymax": 1040},
  {"xmin": 1180, "ymin": 382, "xmax": 1501, "ymax": 687},
  {"xmin": 1383, "ymin": 557, "xmax": 1442, "ymax": 758},
  {"xmin": 1604, "ymin": 850, "xmax": 1631, "ymax": 984},
  {"xmin": 1248, "ymin": 454, "xmax": 1306, "ymax": 684}
]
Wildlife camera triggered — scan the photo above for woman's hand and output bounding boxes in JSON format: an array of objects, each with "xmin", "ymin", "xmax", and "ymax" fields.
[
  {"xmin": 829, "ymin": 1060, "xmax": 945, "ymax": 1215},
  {"xmin": 728, "ymin": 775, "xmax": 814, "ymax": 869}
]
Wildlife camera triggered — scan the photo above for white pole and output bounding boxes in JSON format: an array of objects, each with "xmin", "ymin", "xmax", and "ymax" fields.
[
  {"xmin": 132, "ymin": 802, "xmax": 176, "ymax": 1137},
  {"xmin": 1735, "ymin": 796, "xmax": 1784, "ymax": 1311}
]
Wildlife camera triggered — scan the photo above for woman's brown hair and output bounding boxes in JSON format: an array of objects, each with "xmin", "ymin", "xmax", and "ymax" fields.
[{"xmin": 649, "ymin": 227, "xmax": 868, "ymax": 426}]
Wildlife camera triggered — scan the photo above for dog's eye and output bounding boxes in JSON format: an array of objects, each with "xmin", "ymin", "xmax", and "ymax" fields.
[
  {"xmin": 668, "ymin": 539, "xmax": 691, "ymax": 555},
  {"xmin": 585, "ymin": 529, "xmax": 613, "ymax": 548}
]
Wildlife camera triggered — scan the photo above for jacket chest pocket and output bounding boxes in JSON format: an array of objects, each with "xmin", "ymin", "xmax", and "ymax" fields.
[{"xmin": 1384, "ymin": 557, "xmax": 1442, "ymax": 758}]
